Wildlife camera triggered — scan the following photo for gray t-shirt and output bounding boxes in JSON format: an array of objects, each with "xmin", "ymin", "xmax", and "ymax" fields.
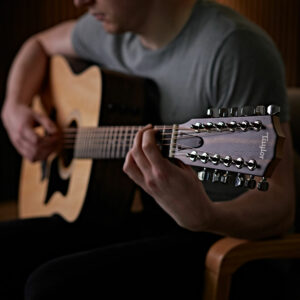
[{"xmin": 72, "ymin": 0, "xmax": 288, "ymax": 201}]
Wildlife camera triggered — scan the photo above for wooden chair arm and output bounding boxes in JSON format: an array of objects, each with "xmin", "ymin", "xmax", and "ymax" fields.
[{"xmin": 202, "ymin": 233, "xmax": 300, "ymax": 300}]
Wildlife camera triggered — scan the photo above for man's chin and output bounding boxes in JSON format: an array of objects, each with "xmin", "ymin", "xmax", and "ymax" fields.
[{"xmin": 101, "ymin": 21, "xmax": 125, "ymax": 34}]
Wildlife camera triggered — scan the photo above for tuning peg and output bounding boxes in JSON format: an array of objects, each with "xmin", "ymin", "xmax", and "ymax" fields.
[
  {"xmin": 198, "ymin": 168, "xmax": 211, "ymax": 181},
  {"xmin": 215, "ymin": 121, "xmax": 226, "ymax": 131},
  {"xmin": 223, "ymin": 155, "xmax": 233, "ymax": 167},
  {"xmin": 235, "ymin": 157, "xmax": 244, "ymax": 169},
  {"xmin": 186, "ymin": 151, "xmax": 199, "ymax": 162},
  {"xmin": 255, "ymin": 105, "xmax": 266, "ymax": 115},
  {"xmin": 240, "ymin": 121, "xmax": 249, "ymax": 131},
  {"xmin": 211, "ymin": 154, "xmax": 221, "ymax": 165},
  {"xmin": 235, "ymin": 173, "xmax": 245, "ymax": 187},
  {"xmin": 241, "ymin": 106, "xmax": 255, "ymax": 116},
  {"xmin": 246, "ymin": 159, "xmax": 257, "ymax": 171},
  {"xmin": 204, "ymin": 122, "xmax": 214, "ymax": 130},
  {"xmin": 200, "ymin": 152, "xmax": 209, "ymax": 163},
  {"xmin": 212, "ymin": 170, "xmax": 221, "ymax": 183},
  {"xmin": 191, "ymin": 122, "xmax": 203, "ymax": 131},
  {"xmin": 251, "ymin": 120, "xmax": 263, "ymax": 131},
  {"xmin": 244, "ymin": 175, "xmax": 256, "ymax": 189},
  {"xmin": 257, "ymin": 177, "xmax": 269, "ymax": 191},
  {"xmin": 267, "ymin": 105, "xmax": 280, "ymax": 116},
  {"xmin": 227, "ymin": 121, "xmax": 237, "ymax": 132}
]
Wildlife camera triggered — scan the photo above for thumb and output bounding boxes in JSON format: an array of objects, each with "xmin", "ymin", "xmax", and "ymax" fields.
[{"xmin": 33, "ymin": 111, "xmax": 58, "ymax": 135}]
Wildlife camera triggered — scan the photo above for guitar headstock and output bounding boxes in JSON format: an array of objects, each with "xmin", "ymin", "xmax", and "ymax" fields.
[{"xmin": 169, "ymin": 105, "xmax": 284, "ymax": 191}]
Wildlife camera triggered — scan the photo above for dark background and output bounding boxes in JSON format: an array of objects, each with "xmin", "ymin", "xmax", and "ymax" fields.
[{"xmin": 0, "ymin": 0, "xmax": 299, "ymax": 204}]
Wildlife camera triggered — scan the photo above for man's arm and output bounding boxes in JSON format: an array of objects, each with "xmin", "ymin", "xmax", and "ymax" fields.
[
  {"xmin": 123, "ymin": 122, "xmax": 295, "ymax": 240},
  {"xmin": 1, "ymin": 21, "xmax": 77, "ymax": 161}
]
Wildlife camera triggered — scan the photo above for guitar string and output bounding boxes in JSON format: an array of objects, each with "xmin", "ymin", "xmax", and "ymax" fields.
[
  {"xmin": 62, "ymin": 135, "xmax": 204, "ymax": 144},
  {"xmin": 61, "ymin": 131, "xmax": 234, "ymax": 148},
  {"xmin": 56, "ymin": 126, "xmax": 239, "ymax": 156},
  {"xmin": 60, "ymin": 129, "xmax": 235, "ymax": 152},
  {"xmin": 62, "ymin": 128, "xmax": 233, "ymax": 139},
  {"xmin": 62, "ymin": 127, "xmax": 229, "ymax": 134},
  {"xmin": 61, "ymin": 129, "xmax": 199, "ymax": 150}
]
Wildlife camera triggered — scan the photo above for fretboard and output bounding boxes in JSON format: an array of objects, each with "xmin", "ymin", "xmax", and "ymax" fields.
[{"xmin": 63, "ymin": 125, "xmax": 173, "ymax": 159}]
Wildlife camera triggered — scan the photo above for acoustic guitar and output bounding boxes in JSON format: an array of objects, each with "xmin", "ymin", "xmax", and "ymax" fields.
[{"xmin": 18, "ymin": 55, "xmax": 284, "ymax": 225}]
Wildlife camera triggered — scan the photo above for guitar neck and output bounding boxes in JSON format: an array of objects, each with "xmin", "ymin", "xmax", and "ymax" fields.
[
  {"xmin": 64, "ymin": 125, "xmax": 174, "ymax": 159},
  {"xmin": 62, "ymin": 113, "xmax": 283, "ymax": 181}
]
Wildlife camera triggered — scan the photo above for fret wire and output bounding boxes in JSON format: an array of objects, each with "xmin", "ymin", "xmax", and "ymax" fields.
[
  {"xmin": 111, "ymin": 127, "xmax": 115, "ymax": 158},
  {"xmin": 122, "ymin": 126, "xmax": 127, "ymax": 158},
  {"xmin": 100, "ymin": 127, "xmax": 105, "ymax": 158},
  {"xmin": 115, "ymin": 126, "xmax": 119, "ymax": 158},
  {"xmin": 106, "ymin": 127, "xmax": 112, "ymax": 158}
]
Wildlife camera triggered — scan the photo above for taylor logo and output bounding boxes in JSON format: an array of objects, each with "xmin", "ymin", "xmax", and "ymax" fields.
[{"xmin": 259, "ymin": 132, "xmax": 269, "ymax": 159}]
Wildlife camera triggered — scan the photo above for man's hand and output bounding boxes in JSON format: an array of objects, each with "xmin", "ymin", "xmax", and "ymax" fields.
[
  {"xmin": 123, "ymin": 123, "xmax": 295, "ymax": 239},
  {"xmin": 1, "ymin": 103, "xmax": 60, "ymax": 162},
  {"xmin": 123, "ymin": 125, "xmax": 214, "ymax": 231},
  {"xmin": 1, "ymin": 21, "xmax": 76, "ymax": 162}
]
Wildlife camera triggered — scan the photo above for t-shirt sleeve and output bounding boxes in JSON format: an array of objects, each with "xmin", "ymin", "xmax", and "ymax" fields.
[{"xmin": 209, "ymin": 29, "xmax": 289, "ymax": 122}]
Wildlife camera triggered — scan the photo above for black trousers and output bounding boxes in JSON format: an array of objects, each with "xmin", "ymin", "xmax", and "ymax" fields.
[{"xmin": 0, "ymin": 211, "xmax": 220, "ymax": 300}]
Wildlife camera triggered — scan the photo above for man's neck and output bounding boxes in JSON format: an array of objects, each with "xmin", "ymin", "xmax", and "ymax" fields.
[{"xmin": 138, "ymin": 0, "xmax": 197, "ymax": 50}]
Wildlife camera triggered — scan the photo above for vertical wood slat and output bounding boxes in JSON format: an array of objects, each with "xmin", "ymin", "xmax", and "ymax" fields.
[{"xmin": 216, "ymin": 0, "xmax": 300, "ymax": 87}]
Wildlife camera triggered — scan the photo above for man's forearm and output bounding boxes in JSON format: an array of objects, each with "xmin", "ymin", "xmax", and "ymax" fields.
[
  {"xmin": 3, "ymin": 20, "xmax": 76, "ymax": 110},
  {"xmin": 4, "ymin": 36, "xmax": 49, "ymax": 108},
  {"xmin": 205, "ymin": 123, "xmax": 295, "ymax": 240},
  {"xmin": 208, "ymin": 188, "xmax": 295, "ymax": 239}
]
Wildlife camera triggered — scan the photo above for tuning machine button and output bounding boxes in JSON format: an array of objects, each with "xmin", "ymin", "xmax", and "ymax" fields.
[
  {"xmin": 220, "ymin": 171, "xmax": 235, "ymax": 185},
  {"xmin": 212, "ymin": 170, "xmax": 221, "ymax": 183},
  {"xmin": 244, "ymin": 175, "xmax": 256, "ymax": 189},
  {"xmin": 255, "ymin": 105, "xmax": 266, "ymax": 115},
  {"xmin": 206, "ymin": 108, "xmax": 214, "ymax": 117},
  {"xmin": 241, "ymin": 106, "xmax": 255, "ymax": 116},
  {"xmin": 267, "ymin": 105, "xmax": 280, "ymax": 116},
  {"xmin": 257, "ymin": 177, "xmax": 269, "ymax": 191},
  {"xmin": 229, "ymin": 107, "xmax": 239, "ymax": 117},
  {"xmin": 198, "ymin": 168, "xmax": 210, "ymax": 181},
  {"xmin": 218, "ymin": 108, "xmax": 228, "ymax": 117},
  {"xmin": 235, "ymin": 173, "xmax": 245, "ymax": 187}
]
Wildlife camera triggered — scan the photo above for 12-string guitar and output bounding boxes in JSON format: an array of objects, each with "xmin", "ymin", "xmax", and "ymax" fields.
[{"xmin": 19, "ymin": 55, "xmax": 284, "ymax": 225}]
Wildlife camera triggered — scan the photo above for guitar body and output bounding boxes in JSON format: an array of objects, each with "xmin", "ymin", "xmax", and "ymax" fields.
[{"xmin": 19, "ymin": 55, "xmax": 158, "ymax": 225}]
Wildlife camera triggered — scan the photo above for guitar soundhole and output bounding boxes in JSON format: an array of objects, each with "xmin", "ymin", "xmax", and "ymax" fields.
[{"xmin": 61, "ymin": 120, "xmax": 77, "ymax": 168}]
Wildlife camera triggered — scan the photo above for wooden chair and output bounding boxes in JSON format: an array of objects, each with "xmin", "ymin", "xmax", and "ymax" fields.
[{"xmin": 203, "ymin": 88, "xmax": 300, "ymax": 300}]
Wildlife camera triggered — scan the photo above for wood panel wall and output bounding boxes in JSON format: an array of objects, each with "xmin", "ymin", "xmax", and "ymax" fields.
[
  {"xmin": 216, "ymin": 0, "xmax": 300, "ymax": 87},
  {"xmin": 0, "ymin": 0, "xmax": 85, "ymax": 201}
]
